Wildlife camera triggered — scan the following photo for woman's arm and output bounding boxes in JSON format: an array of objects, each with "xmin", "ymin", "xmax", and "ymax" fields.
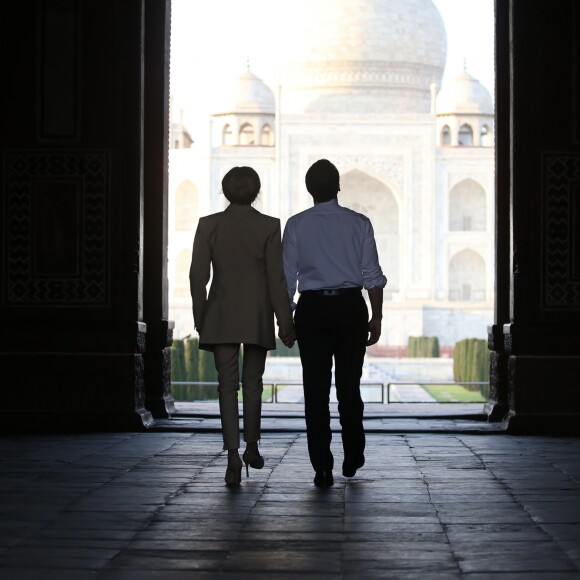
[
  {"xmin": 189, "ymin": 220, "xmax": 211, "ymax": 332},
  {"xmin": 265, "ymin": 221, "xmax": 295, "ymax": 339}
]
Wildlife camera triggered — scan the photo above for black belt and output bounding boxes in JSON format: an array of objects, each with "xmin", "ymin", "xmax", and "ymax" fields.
[{"xmin": 301, "ymin": 287, "xmax": 362, "ymax": 297}]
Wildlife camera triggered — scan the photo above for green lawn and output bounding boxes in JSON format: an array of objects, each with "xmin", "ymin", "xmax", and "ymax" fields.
[{"xmin": 421, "ymin": 384, "xmax": 486, "ymax": 403}]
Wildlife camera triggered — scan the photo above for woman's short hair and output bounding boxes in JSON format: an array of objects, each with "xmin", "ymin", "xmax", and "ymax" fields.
[
  {"xmin": 222, "ymin": 166, "xmax": 260, "ymax": 204},
  {"xmin": 305, "ymin": 159, "xmax": 340, "ymax": 202}
]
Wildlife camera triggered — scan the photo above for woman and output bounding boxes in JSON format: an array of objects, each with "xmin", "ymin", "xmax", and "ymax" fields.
[{"xmin": 189, "ymin": 166, "xmax": 295, "ymax": 486}]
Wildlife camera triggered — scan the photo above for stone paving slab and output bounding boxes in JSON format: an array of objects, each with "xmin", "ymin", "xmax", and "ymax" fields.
[
  {"xmin": 0, "ymin": 432, "xmax": 579, "ymax": 578},
  {"xmin": 154, "ymin": 415, "xmax": 502, "ymax": 434},
  {"xmin": 175, "ymin": 402, "xmax": 486, "ymax": 416}
]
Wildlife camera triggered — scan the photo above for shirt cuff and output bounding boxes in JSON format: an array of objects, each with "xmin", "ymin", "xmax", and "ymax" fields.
[{"xmin": 363, "ymin": 274, "xmax": 388, "ymax": 289}]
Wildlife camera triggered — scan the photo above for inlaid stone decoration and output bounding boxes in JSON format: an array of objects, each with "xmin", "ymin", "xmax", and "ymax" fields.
[
  {"xmin": 543, "ymin": 154, "xmax": 580, "ymax": 309},
  {"xmin": 3, "ymin": 152, "xmax": 109, "ymax": 306}
]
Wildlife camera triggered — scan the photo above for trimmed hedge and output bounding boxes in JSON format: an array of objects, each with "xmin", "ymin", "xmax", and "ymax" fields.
[
  {"xmin": 453, "ymin": 338, "xmax": 490, "ymax": 392},
  {"xmin": 407, "ymin": 336, "xmax": 440, "ymax": 358},
  {"xmin": 171, "ymin": 336, "xmax": 296, "ymax": 401},
  {"xmin": 170, "ymin": 337, "xmax": 219, "ymax": 400},
  {"xmin": 170, "ymin": 338, "xmax": 186, "ymax": 382}
]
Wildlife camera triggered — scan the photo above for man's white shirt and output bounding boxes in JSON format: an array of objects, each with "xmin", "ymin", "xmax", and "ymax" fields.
[{"xmin": 282, "ymin": 198, "xmax": 387, "ymax": 308}]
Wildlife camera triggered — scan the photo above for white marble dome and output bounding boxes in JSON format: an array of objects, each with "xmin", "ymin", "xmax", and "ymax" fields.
[
  {"xmin": 214, "ymin": 69, "xmax": 275, "ymax": 115},
  {"xmin": 270, "ymin": 0, "xmax": 447, "ymax": 114},
  {"xmin": 436, "ymin": 71, "xmax": 494, "ymax": 115}
]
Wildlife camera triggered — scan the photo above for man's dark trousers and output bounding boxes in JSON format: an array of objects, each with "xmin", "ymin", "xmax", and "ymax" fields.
[{"xmin": 295, "ymin": 290, "xmax": 368, "ymax": 472}]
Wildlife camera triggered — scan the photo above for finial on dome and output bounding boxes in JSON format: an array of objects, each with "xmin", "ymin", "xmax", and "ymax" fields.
[
  {"xmin": 463, "ymin": 58, "xmax": 468, "ymax": 72},
  {"xmin": 246, "ymin": 56, "xmax": 250, "ymax": 71}
]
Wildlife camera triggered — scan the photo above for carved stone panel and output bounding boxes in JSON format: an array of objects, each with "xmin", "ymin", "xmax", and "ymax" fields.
[
  {"xmin": 3, "ymin": 151, "xmax": 109, "ymax": 306},
  {"xmin": 542, "ymin": 154, "xmax": 580, "ymax": 310}
]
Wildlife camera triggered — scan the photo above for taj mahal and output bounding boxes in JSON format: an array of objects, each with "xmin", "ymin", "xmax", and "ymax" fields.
[{"xmin": 168, "ymin": 0, "xmax": 495, "ymax": 350}]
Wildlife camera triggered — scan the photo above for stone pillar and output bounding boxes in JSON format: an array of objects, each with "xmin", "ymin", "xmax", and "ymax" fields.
[
  {"xmin": 485, "ymin": 0, "xmax": 512, "ymax": 422},
  {"xmin": 0, "ymin": 0, "xmax": 156, "ymax": 430},
  {"xmin": 143, "ymin": 0, "xmax": 175, "ymax": 418},
  {"xmin": 499, "ymin": 0, "xmax": 580, "ymax": 433}
]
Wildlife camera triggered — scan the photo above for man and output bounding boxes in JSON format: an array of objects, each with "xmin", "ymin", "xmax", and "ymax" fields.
[{"xmin": 282, "ymin": 159, "xmax": 387, "ymax": 488}]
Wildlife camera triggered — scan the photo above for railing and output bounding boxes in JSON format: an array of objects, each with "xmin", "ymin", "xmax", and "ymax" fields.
[
  {"xmin": 171, "ymin": 381, "xmax": 488, "ymax": 404},
  {"xmin": 172, "ymin": 381, "xmax": 383, "ymax": 403}
]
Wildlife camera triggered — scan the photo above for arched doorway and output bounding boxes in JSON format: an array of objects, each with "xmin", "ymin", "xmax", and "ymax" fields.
[
  {"xmin": 449, "ymin": 249, "xmax": 486, "ymax": 301},
  {"xmin": 339, "ymin": 170, "xmax": 399, "ymax": 297},
  {"xmin": 449, "ymin": 179, "xmax": 486, "ymax": 232}
]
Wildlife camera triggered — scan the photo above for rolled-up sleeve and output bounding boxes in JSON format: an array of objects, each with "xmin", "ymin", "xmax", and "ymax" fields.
[{"xmin": 361, "ymin": 218, "xmax": 387, "ymax": 289}]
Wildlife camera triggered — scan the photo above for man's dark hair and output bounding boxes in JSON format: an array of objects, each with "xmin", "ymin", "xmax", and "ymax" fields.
[
  {"xmin": 222, "ymin": 166, "xmax": 260, "ymax": 204},
  {"xmin": 305, "ymin": 159, "xmax": 340, "ymax": 202}
]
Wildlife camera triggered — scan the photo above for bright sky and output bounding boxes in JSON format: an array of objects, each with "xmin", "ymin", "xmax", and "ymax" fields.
[{"xmin": 170, "ymin": 0, "xmax": 494, "ymax": 137}]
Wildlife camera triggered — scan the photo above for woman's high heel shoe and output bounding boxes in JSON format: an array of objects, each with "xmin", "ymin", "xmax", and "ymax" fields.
[
  {"xmin": 242, "ymin": 449, "xmax": 264, "ymax": 477},
  {"xmin": 225, "ymin": 455, "xmax": 242, "ymax": 487}
]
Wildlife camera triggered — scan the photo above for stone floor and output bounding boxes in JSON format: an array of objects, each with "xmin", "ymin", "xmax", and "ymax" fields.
[
  {"xmin": 1, "ymin": 430, "xmax": 580, "ymax": 579},
  {"xmin": 153, "ymin": 402, "xmax": 500, "ymax": 434}
]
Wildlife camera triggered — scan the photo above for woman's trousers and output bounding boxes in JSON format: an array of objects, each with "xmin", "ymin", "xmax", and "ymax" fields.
[{"xmin": 213, "ymin": 343, "xmax": 267, "ymax": 450}]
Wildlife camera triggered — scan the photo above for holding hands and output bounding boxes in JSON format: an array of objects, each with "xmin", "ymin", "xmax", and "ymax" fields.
[{"xmin": 279, "ymin": 328, "xmax": 297, "ymax": 349}]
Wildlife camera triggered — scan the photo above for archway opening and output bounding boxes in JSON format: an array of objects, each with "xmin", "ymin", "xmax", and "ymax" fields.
[
  {"xmin": 340, "ymin": 170, "xmax": 400, "ymax": 298},
  {"xmin": 449, "ymin": 179, "xmax": 487, "ymax": 231},
  {"xmin": 166, "ymin": 0, "xmax": 496, "ymax": 412}
]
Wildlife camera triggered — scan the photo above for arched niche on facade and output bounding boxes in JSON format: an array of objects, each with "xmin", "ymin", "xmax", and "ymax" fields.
[
  {"xmin": 481, "ymin": 123, "xmax": 493, "ymax": 147},
  {"xmin": 339, "ymin": 169, "xmax": 399, "ymax": 295},
  {"xmin": 449, "ymin": 178, "xmax": 486, "ymax": 231},
  {"xmin": 441, "ymin": 125, "xmax": 451, "ymax": 145},
  {"xmin": 239, "ymin": 123, "xmax": 255, "ymax": 145},
  {"xmin": 449, "ymin": 249, "xmax": 486, "ymax": 301},
  {"xmin": 458, "ymin": 123, "xmax": 474, "ymax": 146},
  {"xmin": 175, "ymin": 180, "xmax": 199, "ymax": 231},
  {"xmin": 222, "ymin": 124, "xmax": 234, "ymax": 146},
  {"xmin": 261, "ymin": 124, "xmax": 274, "ymax": 146},
  {"xmin": 174, "ymin": 249, "xmax": 192, "ymax": 299}
]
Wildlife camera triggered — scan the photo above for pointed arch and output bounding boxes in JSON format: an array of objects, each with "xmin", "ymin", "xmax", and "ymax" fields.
[
  {"xmin": 441, "ymin": 125, "xmax": 451, "ymax": 145},
  {"xmin": 174, "ymin": 180, "xmax": 199, "ymax": 231},
  {"xmin": 340, "ymin": 169, "xmax": 399, "ymax": 295},
  {"xmin": 222, "ymin": 124, "xmax": 234, "ymax": 146},
  {"xmin": 239, "ymin": 123, "xmax": 255, "ymax": 145},
  {"xmin": 480, "ymin": 123, "xmax": 493, "ymax": 147},
  {"xmin": 458, "ymin": 123, "xmax": 474, "ymax": 146},
  {"xmin": 261, "ymin": 124, "xmax": 274, "ymax": 146},
  {"xmin": 449, "ymin": 178, "xmax": 486, "ymax": 231},
  {"xmin": 449, "ymin": 249, "xmax": 486, "ymax": 301}
]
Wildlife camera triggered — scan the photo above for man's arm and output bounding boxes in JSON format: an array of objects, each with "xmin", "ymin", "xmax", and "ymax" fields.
[
  {"xmin": 282, "ymin": 219, "xmax": 299, "ymax": 308},
  {"xmin": 367, "ymin": 286, "xmax": 383, "ymax": 346},
  {"xmin": 360, "ymin": 218, "xmax": 386, "ymax": 346}
]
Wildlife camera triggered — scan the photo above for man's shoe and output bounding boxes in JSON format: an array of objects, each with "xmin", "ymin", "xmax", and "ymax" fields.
[
  {"xmin": 342, "ymin": 457, "xmax": 365, "ymax": 478},
  {"xmin": 314, "ymin": 470, "xmax": 334, "ymax": 488}
]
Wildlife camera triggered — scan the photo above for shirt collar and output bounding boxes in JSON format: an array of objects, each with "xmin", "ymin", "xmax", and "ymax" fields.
[{"xmin": 312, "ymin": 198, "xmax": 339, "ymax": 210}]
